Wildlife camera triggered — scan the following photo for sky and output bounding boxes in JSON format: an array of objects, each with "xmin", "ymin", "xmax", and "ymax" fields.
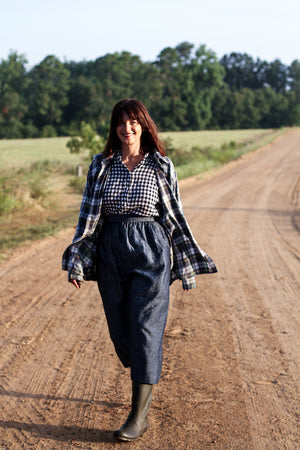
[{"xmin": 1, "ymin": 0, "xmax": 299, "ymax": 68}]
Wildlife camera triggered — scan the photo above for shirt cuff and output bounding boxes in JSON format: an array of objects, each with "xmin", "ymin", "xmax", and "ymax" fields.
[
  {"xmin": 68, "ymin": 272, "xmax": 84, "ymax": 282},
  {"xmin": 182, "ymin": 277, "xmax": 196, "ymax": 290}
]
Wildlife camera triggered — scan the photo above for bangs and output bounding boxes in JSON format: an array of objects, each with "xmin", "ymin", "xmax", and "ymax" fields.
[
  {"xmin": 116, "ymin": 109, "xmax": 138, "ymax": 124},
  {"xmin": 115, "ymin": 101, "xmax": 146, "ymax": 126}
]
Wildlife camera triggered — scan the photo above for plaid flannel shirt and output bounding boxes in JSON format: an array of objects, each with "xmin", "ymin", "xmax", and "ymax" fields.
[{"xmin": 62, "ymin": 151, "xmax": 217, "ymax": 289}]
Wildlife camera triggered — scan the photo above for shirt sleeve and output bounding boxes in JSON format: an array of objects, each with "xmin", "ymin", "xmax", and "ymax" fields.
[
  {"xmin": 72, "ymin": 158, "xmax": 96, "ymax": 242},
  {"xmin": 167, "ymin": 157, "xmax": 184, "ymax": 212},
  {"xmin": 62, "ymin": 156, "xmax": 101, "ymax": 281}
]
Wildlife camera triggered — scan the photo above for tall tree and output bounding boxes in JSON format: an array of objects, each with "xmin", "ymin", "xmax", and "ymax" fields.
[
  {"xmin": 220, "ymin": 52, "xmax": 267, "ymax": 90},
  {"xmin": 258, "ymin": 87, "xmax": 289, "ymax": 127},
  {"xmin": 264, "ymin": 59, "xmax": 288, "ymax": 93},
  {"xmin": 154, "ymin": 45, "xmax": 191, "ymax": 130},
  {"xmin": 209, "ymin": 87, "xmax": 258, "ymax": 129},
  {"xmin": 27, "ymin": 55, "xmax": 70, "ymax": 131},
  {"xmin": 188, "ymin": 44, "xmax": 225, "ymax": 129},
  {"xmin": 64, "ymin": 75, "xmax": 102, "ymax": 131},
  {"xmin": 0, "ymin": 51, "xmax": 29, "ymax": 138},
  {"xmin": 130, "ymin": 62, "xmax": 163, "ymax": 123},
  {"xmin": 286, "ymin": 60, "xmax": 300, "ymax": 125},
  {"xmin": 154, "ymin": 43, "xmax": 224, "ymax": 130},
  {"xmin": 175, "ymin": 42, "xmax": 194, "ymax": 65},
  {"xmin": 289, "ymin": 59, "xmax": 300, "ymax": 100}
]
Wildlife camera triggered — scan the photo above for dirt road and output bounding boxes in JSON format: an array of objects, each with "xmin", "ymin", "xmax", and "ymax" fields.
[{"xmin": 0, "ymin": 130, "xmax": 299, "ymax": 449}]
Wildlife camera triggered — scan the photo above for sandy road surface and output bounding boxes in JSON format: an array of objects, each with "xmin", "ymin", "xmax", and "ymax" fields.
[{"xmin": 0, "ymin": 130, "xmax": 299, "ymax": 449}]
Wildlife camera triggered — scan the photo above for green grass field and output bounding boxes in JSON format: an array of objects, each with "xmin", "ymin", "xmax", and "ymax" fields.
[
  {"xmin": 160, "ymin": 129, "xmax": 275, "ymax": 150},
  {"xmin": 0, "ymin": 137, "xmax": 80, "ymax": 169},
  {"xmin": 0, "ymin": 129, "xmax": 279, "ymax": 169}
]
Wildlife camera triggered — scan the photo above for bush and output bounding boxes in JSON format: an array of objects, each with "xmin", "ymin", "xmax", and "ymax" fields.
[
  {"xmin": 23, "ymin": 121, "xmax": 40, "ymax": 138},
  {"xmin": 28, "ymin": 175, "xmax": 49, "ymax": 200},
  {"xmin": 67, "ymin": 121, "xmax": 105, "ymax": 160},
  {"xmin": 0, "ymin": 192, "xmax": 17, "ymax": 214},
  {"xmin": 41, "ymin": 125, "xmax": 57, "ymax": 138},
  {"xmin": 0, "ymin": 176, "xmax": 20, "ymax": 215},
  {"xmin": 68, "ymin": 176, "xmax": 86, "ymax": 194},
  {"xmin": 162, "ymin": 136, "xmax": 251, "ymax": 179},
  {"xmin": 0, "ymin": 120, "xmax": 24, "ymax": 139}
]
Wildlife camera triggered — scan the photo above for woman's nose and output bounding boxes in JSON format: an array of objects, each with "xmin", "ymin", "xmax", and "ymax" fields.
[{"xmin": 125, "ymin": 121, "xmax": 131, "ymax": 131}]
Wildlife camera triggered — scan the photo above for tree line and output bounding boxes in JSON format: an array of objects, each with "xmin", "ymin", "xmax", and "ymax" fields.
[{"xmin": 0, "ymin": 42, "xmax": 299, "ymax": 139}]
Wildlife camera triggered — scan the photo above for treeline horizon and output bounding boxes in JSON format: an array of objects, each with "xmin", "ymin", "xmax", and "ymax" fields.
[{"xmin": 0, "ymin": 42, "xmax": 299, "ymax": 139}]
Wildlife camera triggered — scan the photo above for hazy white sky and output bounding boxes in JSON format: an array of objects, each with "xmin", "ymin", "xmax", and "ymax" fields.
[{"xmin": 1, "ymin": 0, "xmax": 299, "ymax": 67}]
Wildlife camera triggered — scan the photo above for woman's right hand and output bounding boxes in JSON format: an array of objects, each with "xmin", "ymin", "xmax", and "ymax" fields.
[{"xmin": 70, "ymin": 279, "xmax": 82, "ymax": 289}]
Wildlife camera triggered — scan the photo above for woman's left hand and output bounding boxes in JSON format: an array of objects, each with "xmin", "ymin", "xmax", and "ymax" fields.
[{"xmin": 70, "ymin": 279, "xmax": 82, "ymax": 289}]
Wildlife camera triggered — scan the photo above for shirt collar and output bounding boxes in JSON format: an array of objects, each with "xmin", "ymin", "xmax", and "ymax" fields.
[{"xmin": 115, "ymin": 150, "xmax": 150, "ymax": 163}]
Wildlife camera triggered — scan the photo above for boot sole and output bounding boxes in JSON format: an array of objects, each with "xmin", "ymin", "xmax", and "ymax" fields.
[{"xmin": 114, "ymin": 426, "xmax": 148, "ymax": 442}]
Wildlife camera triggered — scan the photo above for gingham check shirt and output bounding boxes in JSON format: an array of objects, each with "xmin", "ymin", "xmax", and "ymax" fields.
[
  {"xmin": 62, "ymin": 151, "xmax": 217, "ymax": 289},
  {"xmin": 102, "ymin": 152, "xmax": 160, "ymax": 217}
]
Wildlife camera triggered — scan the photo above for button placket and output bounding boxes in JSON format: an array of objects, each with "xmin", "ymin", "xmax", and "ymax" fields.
[{"xmin": 126, "ymin": 171, "xmax": 134, "ymax": 208}]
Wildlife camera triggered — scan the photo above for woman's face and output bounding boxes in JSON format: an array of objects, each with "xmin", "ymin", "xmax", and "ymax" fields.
[{"xmin": 116, "ymin": 112, "xmax": 142, "ymax": 148}]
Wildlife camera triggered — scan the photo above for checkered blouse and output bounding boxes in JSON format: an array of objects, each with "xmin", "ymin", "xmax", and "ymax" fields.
[{"xmin": 102, "ymin": 152, "xmax": 160, "ymax": 217}]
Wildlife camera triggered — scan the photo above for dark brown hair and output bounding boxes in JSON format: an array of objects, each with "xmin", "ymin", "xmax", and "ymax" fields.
[{"xmin": 103, "ymin": 99, "xmax": 166, "ymax": 157}]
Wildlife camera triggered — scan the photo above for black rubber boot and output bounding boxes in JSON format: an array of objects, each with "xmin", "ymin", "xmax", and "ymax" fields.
[{"xmin": 114, "ymin": 381, "xmax": 153, "ymax": 442}]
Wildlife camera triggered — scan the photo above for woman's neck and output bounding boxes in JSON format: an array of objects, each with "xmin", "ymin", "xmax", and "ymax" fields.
[
  {"xmin": 121, "ymin": 143, "xmax": 141, "ymax": 160},
  {"xmin": 121, "ymin": 144, "xmax": 144, "ymax": 171}
]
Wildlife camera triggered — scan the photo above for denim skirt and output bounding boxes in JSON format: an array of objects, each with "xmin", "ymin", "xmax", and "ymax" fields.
[{"xmin": 96, "ymin": 215, "xmax": 171, "ymax": 384}]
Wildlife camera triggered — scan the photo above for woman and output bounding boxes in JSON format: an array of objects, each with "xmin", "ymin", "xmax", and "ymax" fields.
[{"xmin": 62, "ymin": 99, "xmax": 217, "ymax": 442}]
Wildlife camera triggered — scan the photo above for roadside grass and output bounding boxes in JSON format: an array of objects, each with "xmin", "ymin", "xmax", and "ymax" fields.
[
  {"xmin": 0, "ymin": 207, "xmax": 79, "ymax": 255},
  {"xmin": 0, "ymin": 127, "xmax": 290, "ymax": 257},
  {"xmin": 0, "ymin": 159, "xmax": 82, "ymax": 258},
  {"xmin": 160, "ymin": 128, "xmax": 276, "ymax": 149},
  {"xmin": 167, "ymin": 128, "xmax": 287, "ymax": 179}
]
